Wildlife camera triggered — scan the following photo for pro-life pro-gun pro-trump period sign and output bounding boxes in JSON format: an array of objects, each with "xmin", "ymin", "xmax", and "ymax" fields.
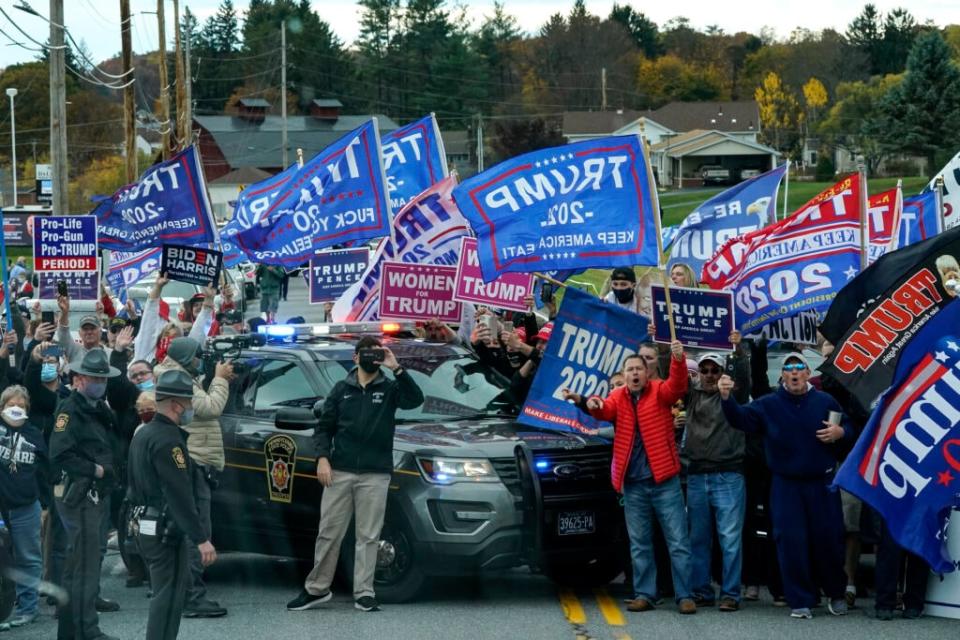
[{"xmin": 33, "ymin": 215, "xmax": 98, "ymax": 272}]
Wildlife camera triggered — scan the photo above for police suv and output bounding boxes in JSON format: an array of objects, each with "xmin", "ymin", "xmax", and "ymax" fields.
[{"xmin": 202, "ymin": 322, "xmax": 626, "ymax": 602}]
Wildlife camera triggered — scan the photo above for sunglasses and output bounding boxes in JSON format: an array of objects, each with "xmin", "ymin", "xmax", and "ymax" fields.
[
  {"xmin": 783, "ymin": 363, "xmax": 808, "ymax": 371},
  {"xmin": 699, "ymin": 367, "xmax": 721, "ymax": 375}
]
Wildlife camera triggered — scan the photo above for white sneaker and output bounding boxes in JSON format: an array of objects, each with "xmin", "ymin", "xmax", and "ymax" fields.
[{"xmin": 790, "ymin": 607, "xmax": 813, "ymax": 619}]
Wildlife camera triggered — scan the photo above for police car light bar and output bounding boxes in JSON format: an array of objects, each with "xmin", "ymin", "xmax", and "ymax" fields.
[{"xmin": 257, "ymin": 321, "xmax": 418, "ymax": 340}]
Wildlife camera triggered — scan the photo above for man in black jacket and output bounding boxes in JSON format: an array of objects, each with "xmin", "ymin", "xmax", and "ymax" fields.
[
  {"xmin": 287, "ymin": 337, "xmax": 423, "ymax": 613},
  {"xmin": 128, "ymin": 369, "xmax": 217, "ymax": 640}
]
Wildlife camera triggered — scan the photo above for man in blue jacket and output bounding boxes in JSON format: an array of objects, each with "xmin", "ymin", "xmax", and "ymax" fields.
[{"xmin": 718, "ymin": 352, "xmax": 853, "ymax": 619}]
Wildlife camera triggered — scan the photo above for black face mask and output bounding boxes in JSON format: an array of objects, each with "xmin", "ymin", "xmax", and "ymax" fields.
[
  {"xmin": 613, "ymin": 287, "xmax": 634, "ymax": 303},
  {"xmin": 358, "ymin": 362, "xmax": 380, "ymax": 374}
]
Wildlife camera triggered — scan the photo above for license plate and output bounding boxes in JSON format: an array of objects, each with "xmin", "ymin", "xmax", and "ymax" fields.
[{"xmin": 558, "ymin": 511, "xmax": 595, "ymax": 536}]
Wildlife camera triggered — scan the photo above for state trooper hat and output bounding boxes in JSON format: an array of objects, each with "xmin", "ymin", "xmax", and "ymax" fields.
[
  {"xmin": 71, "ymin": 349, "xmax": 121, "ymax": 378},
  {"xmin": 155, "ymin": 369, "xmax": 195, "ymax": 399}
]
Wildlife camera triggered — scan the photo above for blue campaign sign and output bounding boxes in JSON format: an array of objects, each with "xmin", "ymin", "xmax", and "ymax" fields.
[
  {"xmin": 33, "ymin": 215, "xmax": 99, "ymax": 272},
  {"xmin": 38, "ymin": 271, "xmax": 99, "ymax": 302},
  {"xmin": 382, "ymin": 114, "xmax": 448, "ymax": 213},
  {"xmin": 519, "ymin": 288, "xmax": 649, "ymax": 436},
  {"xmin": 650, "ymin": 285, "xmax": 734, "ymax": 349},
  {"xmin": 94, "ymin": 146, "xmax": 217, "ymax": 251},
  {"xmin": 106, "ymin": 248, "xmax": 162, "ymax": 293},
  {"xmin": 899, "ymin": 190, "xmax": 942, "ymax": 247},
  {"xmin": 666, "ymin": 164, "xmax": 786, "ymax": 277},
  {"xmin": 453, "ymin": 135, "xmax": 661, "ymax": 282},
  {"xmin": 309, "ymin": 248, "xmax": 371, "ymax": 303},
  {"xmin": 235, "ymin": 119, "xmax": 392, "ymax": 267}
]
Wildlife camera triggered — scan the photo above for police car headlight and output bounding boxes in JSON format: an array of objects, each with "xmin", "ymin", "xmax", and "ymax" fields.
[{"xmin": 416, "ymin": 457, "xmax": 497, "ymax": 484}]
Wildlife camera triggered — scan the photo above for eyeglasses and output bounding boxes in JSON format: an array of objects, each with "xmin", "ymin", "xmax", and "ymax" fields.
[
  {"xmin": 783, "ymin": 363, "xmax": 808, "ymax": 371},
  {"xmin": 699, "ymin": 367, "xmax": 721, "ymax": 375}
]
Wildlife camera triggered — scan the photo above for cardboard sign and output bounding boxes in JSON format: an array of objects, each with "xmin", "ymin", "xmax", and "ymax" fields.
[
  {"xmin": 378, "ymin": 262, "xmax": 461, "ymax": 322},
  {"xmin": 33, "ymin": 215, "xmax": 98, "ymax": 272},
  {"xmin": 651, "ymin": 285, "xmax": 735, "ymax": 350},
  {"xmin": 38, "ymin": 271, "xmax": 99, "ymax": 302},
  {"xmin": 309, "ymin": 248, "xmax": 370, "ymax": 304},
  {"xmin": 161, "ymin": 244, "xmax": 223, "ymax": 286},
  {"xmin": 453, "ymin": 237, "xmax": 533, "ymax": 312}
]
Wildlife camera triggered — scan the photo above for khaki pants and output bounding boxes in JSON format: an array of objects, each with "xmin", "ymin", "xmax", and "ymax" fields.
[{"xmin": 304, "ymin": 470, "xmax": 390, "ymax": 599}]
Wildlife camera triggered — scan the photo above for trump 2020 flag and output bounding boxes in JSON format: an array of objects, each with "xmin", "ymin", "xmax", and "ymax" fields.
[
  {"xmin": 453, "ymin": 135, "xmax": 661, "ymax": 282},
  {"xmin": 867, "ymin": 187, "xmax": 903, "ymax": 264},
  {"xmin": 220, "ymin": 163, "xmax": 300, "ymax": 266},
  {"xmin": 234, "ymin": 119, "xmax": 392, "ymax": 267},
  {"xmin": 382, "ymin": 114, "xmax": 448, "ymax": 213},
  {"xmin": 834, "ymin": 299, "xmax": 960, "ymax": 574},
  {"xmin": 900, "ymin": 190, "xmax": 942, "ymax": 247},
  {"xmin": 94, "ymin": 146, "xmax": 217, "ymax": 251},
  {"xmin": 667, "ymin": 164, "xmax": 786, "ymax": 276},
  {"xmin": 331, "ymin": 176, "xmax": 470, "ymax": 322},
  {"xmin": 702, "ymin": 174, "xmax": 863, "ymax": 335}
]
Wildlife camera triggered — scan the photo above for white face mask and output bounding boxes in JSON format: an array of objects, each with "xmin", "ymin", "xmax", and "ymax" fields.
[{"xmin": 2, "ymin": 406, "xmax": 27, "ymax": 427}]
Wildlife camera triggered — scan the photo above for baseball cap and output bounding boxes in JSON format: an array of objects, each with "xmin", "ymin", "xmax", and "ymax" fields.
[
  {"xmin": 781, "ymin": 352, "xmax": 810, "ymax": 369},
  {"xmin": 79, "ymin": 315, "xmax": 100, "ymax": 329},
  {"xmin": 536, "ymin": 321, "xmax": 554, "ymax": 343},
  {"xmin": 686, "ymin": 358, "xmax": 698, "ymax": 374},
  {"xmin": 697, "ymin": 352, "xmax": 725, "ymax": 368},
  {"xmin": 610, "ymin": 267, "xmax": 636, "ymax": 283}
]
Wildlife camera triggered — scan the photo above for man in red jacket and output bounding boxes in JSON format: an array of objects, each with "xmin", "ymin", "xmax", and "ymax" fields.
[{"xmin": 564, "ymin": 340, "xmax": 694, "ymax": 614}]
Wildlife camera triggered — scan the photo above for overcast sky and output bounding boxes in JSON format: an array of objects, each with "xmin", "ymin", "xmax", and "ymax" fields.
[{"xmin": 0, "ymin": 0, "xmax": 958, "ymax": 68}]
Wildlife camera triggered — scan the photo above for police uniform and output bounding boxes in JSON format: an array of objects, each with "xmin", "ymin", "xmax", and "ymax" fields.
[
  {"xmin": 128, "ymin": 370, "xmax": 208, "ymax": 640},
  {"xmin": 49, "ymin": 350, "xmax": 121, "ymax": 640}
]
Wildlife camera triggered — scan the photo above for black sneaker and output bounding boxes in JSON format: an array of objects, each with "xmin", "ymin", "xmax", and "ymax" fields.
[
  {"xmin": 95, "ymin": 597, "xmax": 120, "ymax": 613},
  {"xmin": 355, "ymin": 596, "xmax": 380, "ymax": 612},
  {"xmin": 286, "ymin": 589, "xmax": 332, "ymax": 611},
  {"xmin": 183, "ymin": 599, "xmax": 228, "ymax": 618}
]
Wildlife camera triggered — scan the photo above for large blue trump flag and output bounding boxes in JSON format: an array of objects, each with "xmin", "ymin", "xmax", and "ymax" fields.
[
  {"xmin": 94, "ymin": 146, "xmax": 217, "ymax": 251},
  {"xmin": 220, "ymin": 163, "xmax": 299, "ymax": 266},
  {"xmin": 382, "ymin": 114, "xmax": 448, "ymax": 213},
  {"xmin": 453, "ymin": 136, "xmax": 661, "ymax": 282},
  {"xmin": 835, "ymin": 300, "xmax": 960, "ymax": 574},
  {"xmin": 234, "ymin": 119, "xmax": 392, "ymax": 267},
  {"xmin": 667, "ymin": 164, "xmax": 786, "ymax": 276},
  {"xmin": 520, "ymin": 287, "xmax": 648, "ymax": 435},
  {"xmin": 900, "ymin": 190, "xmax": 943, "ymax": 247}
]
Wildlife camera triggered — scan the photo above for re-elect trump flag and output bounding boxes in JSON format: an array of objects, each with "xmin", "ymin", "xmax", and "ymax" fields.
[
  {"xmin": 819, "ymin": 225, "xmax": 960, "ymax": 408},
  {"xmin": 94, "ymin": 146, "xmax": 217, "ymax": 251},
  {"xmin": 900, "ymin": 190, "xmax": 942, "ymax": 247},
  {"xmin": 234, "ymin": 119, "xmax": 392, "ymax": 267},
  {"xmin": 331, "ymin": 176, "xmax": 470, "ymax": 322},
  {"xmin": 834, "ymin": 300, "xmax": 960, "ymax": 574},
  {"xmin": 382, "ymin": 114, "xmax": 448, "ymax": 213},
  {"xmin": 667, "ymin": 164, "xmax": 785, "ymax": 276},
  {"xmin": 701, "ymin": 174, "xmax": 863, "ymax": 335},
  {"xmin": 519, "ymin": 287, "xmax": 648, "ymax": 435},
  {"xmin": 453, "ymin": 136, "xmax": 661, "ymax": 282}
]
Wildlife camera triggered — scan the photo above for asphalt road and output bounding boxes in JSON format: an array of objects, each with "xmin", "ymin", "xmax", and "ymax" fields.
[{"xmin": 245, "ymin": 273, "xmax": 319, "ymax": 324}]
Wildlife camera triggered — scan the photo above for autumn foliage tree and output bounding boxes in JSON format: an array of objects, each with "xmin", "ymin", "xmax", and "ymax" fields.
[{"xmin": 755, "ymin": 72, "xmax": 802, "ymax": 153}]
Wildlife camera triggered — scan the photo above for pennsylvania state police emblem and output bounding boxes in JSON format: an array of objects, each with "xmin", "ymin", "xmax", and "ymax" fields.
[
  {"xmin": 54, "ymin": 414, "xmax": 69, "ymax": 432},
  {"xmin": 264, "ymin": 434, "xmax": 298, "ymax": 503},
  {"xmin": 172, "ymin": 447, "xmax": 187, "ymax": 469}
]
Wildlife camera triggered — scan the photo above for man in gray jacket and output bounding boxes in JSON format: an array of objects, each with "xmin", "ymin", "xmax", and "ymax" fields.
[{"xmin": 681, "ymin": 333, "xmax": 750, "ymax": 611}]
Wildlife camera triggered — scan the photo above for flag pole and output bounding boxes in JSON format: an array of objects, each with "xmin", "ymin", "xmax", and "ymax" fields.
[
  {"xmin": 0, "ymin": 210, "xmax": 11, "ymax": 331},
  {"xmin": 296, "ymin": 148, "xmax": 304, "ymax": 169},
  {"xmin": 857, "ymin": 157, "xmax": 869, "ymax": 271},
  {"xmin": 935, "ymin": 175, "xmax": 945, "ymax": 235},
  {"xmin": 781, "ymin": 159, "xmax": 790, "ymax": 223},
  {"xmin": 639, "ymin": 132, "xmax": 677, "ymax": 342}
]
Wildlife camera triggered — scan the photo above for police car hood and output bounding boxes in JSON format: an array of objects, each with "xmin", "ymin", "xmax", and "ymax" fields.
[{"xmin": 394, "ymin": 418, "xmax": 611, "ymax": 458}]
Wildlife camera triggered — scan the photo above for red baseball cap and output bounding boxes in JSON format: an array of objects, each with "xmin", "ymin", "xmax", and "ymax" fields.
[{"xmin": 536, "ymin": 321, "xmax": 553, "ymax": 343}]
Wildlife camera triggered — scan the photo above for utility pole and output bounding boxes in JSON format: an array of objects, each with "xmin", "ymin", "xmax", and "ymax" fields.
[
  {"xmin": 601, "ymin": 67, "xmax": 607, "ymax": 111},
  {"xmin": 281, "ymin": 20, "xmax": 288, "ymax": 168},
  {"xmin": 49, "ymin": 0, "xmax": 68, "ymax": 214},
  {"xmin": 476, "ymin": 114, "xmax": 484, "ymax": 173},
  {"xmin": 121, "ymin": 0, "xmax": 137, "ymax": 181},
  {"xmin": 184, "ymin": 17, "xmax": 192, "ymax": 145},
  {"xmin": 173, "ymin": 0, "xmax": 186, "ymax": 149},
  {"xmin": 157, "ymin": 0, "xmax": 171, "ymax": 160}
]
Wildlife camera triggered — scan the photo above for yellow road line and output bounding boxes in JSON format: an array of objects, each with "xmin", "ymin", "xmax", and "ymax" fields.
[
  {"xmin": 594, "ymin": 588, "xmax": 626, "ymax": 626},
  {"xmin": 558, "ymin": 588, "xmax": 587, "ymax": 625}
]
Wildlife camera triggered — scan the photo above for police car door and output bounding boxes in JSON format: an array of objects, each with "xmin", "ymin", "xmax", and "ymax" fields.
[{"xmin": 219, "ymin": 353, "xmax": 323, "ymax": 550}]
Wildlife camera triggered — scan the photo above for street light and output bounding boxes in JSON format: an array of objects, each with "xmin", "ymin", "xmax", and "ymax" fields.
[{"xmin": 6, "ymin": 87, "xmax": 17, "ymax": 207}]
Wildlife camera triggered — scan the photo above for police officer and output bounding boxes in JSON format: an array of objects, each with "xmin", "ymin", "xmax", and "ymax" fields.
[
  {"xmin": 128, "ymin": 369, "xmax": 217, "ymax": 640},
  {"xmin": 50, "ymin": 350, "xmax": 121, "ymax": 640}
]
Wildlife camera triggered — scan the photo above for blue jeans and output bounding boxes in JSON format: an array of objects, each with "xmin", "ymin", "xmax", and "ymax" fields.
[
  {"xmin": 687, "ymin": 471, "xmax": 746, "ymax": 602},
  {"xmin": 622, "ymin": 476, "xmax": 693, "ymax": 602},
  {"xmin": 8, "ymin": 501, "xmax": 42, "ymax": 616}
]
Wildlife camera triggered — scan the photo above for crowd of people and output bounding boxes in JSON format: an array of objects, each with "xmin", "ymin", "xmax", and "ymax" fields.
[{"xmin": 0, "ymin": 259, "xmax": 941, "ymax": 639}]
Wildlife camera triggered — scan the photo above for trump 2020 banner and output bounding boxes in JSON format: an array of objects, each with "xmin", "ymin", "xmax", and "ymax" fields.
[
  {"xmin": 867, "ymin": 187, "xmax": 903, "ymax": 265},
  {"xmin": 900, "ymin": 190, "xmax": 942, "ymax": 247},
  {"xmin": 234, "ymin": 119, "xmax": 392, "ymax": 267},
  {"xmin": 834, "ymin": 300, "xmax": 960, "ymax": 574},
  {"xmin": 382, "ymin": 114, "xmax": 448, "ymax": 213},
  {"xmin": 106, "ymin": 247, "xmax": 162, "ymax": 293},
  {"xmin": 221, "ymin": 163, "xmax": 300, "ymax": 267},
  {"xmin": 702, "ymin": 174, "xmax": 863, "ymax": 335},
  {"xmin": 666, "ymin": 164, "xmax": 786, "ymax": 277},
  {"xmin": 651, "ymin": 285, "xmax": 734, "ymax": 350},
  {"xmin": 520, "ymin": 288, "xmax": 648, "ymax": 435},
  {"xmin": 331, "ymin": 176, "xmax": 470, "ymax": 322},
  {"xmin": 453, "ymin": 135, "xmax": 661, "ymax": 282},
  {"xmin": 94, "ymin": 146, "xmax": 217, "ymax": 251}
]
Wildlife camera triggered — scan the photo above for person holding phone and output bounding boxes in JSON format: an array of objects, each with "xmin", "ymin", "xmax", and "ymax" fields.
[
  {"xmin": 718, "ymin": 353, "xmax": 853, "ymax": 619},
  {"xmin": 288, "ymin": 337, "xmax": 423, "ymax": 614}
]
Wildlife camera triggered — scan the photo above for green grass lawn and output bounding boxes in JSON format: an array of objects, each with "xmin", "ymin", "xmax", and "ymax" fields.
[{"xmin": 562, "ymin": 175, "xmax": 931, "ymax": 298}]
